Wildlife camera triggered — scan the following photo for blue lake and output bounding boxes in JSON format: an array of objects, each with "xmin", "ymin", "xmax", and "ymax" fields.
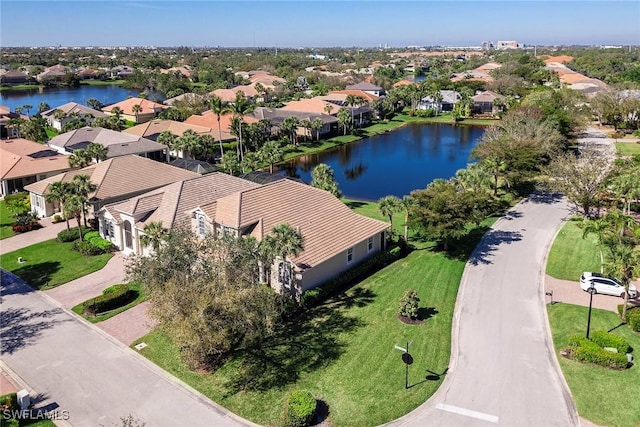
[
  {"xmin": 279, "ymin": 123, "xmax": 485, "ymax": 200},
  {"xmin": 0, "ymin": 85, "xmax": 139, "ymax": 112}
]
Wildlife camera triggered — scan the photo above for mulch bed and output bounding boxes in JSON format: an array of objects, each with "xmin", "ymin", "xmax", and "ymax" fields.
[{"xmin": 396, "ymin": 314, "xmax": 423, "ymax": 325}]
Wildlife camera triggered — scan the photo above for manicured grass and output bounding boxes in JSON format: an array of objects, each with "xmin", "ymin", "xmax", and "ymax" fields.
[
  {"xmin": 616, "ymin": 141, "xmax": 640, "ymax": 156},
  {"xmin": 134, "ymin": 245, "xmax": 464, "ymax": 426},
  {"xmin": 0, "ymin": 199, "xmax": 16, "ymax": 240},
  {"xmin": 0, "ymin": 84, "xmax": 43, "ymax": 91},
  {"xmin": 0, "ymin": 239, "xmax": 113, "ymax": 289},
  {"xmin": 45, "ymin": 126, "xmax": 58, "ymax": 139},
  {"xmin": 80, "ymin": 79, "xmax": 126, "ymax": 86},
  {"xmin": 72, "ymin": 282, "xmax": 146, "ymax": 323},
  {"xmin": 344, "ymin": 197, "xmax": 405, "ymax": 236},
  {"xmin": 548, "ymin": 303, "xmax": 640, "ymax": 427},
  {"xmin": 546, "ymin": 219, "xmax": 600, "ymax": 281}
]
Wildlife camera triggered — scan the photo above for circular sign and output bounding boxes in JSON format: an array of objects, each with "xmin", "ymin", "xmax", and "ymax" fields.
[{"xmin": 401, "ymin": 353, "xmax": 413, "ymax": 365}]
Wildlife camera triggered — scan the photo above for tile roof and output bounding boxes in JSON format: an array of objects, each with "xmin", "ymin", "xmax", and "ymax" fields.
[
  {"xmin": 1, "ymin": 139, "xmax": 72, "ymax": 180},
  {"xmin": 41, "ymin": 102, "xmax": 108, "ymax": 119},
  {"xmin": 184, "ymin": 111, "xmax": 257, "ymax": 141},
  {"xmin": 107, "ymin": 173, "xmax": 260, "ymax": 228},
  {"xmin": 209, "ymin": 86, "xmax": 259, "ymax": 103},
  {"xmin": 345, "ymin": 82, "xmax": 383, "ymax": 91},
  {"xmin": 163, "ymin": 92, "xmax": 205, "ymax": 106},
  {"xmin": 48, "ymin": 127, "xmax": 167, "ymax": 157},
  {"xmin": 24, "ymin": 155, "xmax": 199, "ymax": 201},
  {"xmin": 252, "ymin": 107, "xmax": 338, "ymax": 125},
  {"xmin": 102, "ymin": 98, "xmax": 168, "ymax": 115},
  {"xmin": 123, "ymin": 119, "xmax": 214, "ymax": 140},
  {"xmin": 472, "ymin": 90, "xmax": 505, "ymax": 103},
  {"xmin": 327, "ymin": 90, "xmax": 379, "ymax": 103},
  {"xmin": 212, "ymin": 179, "xmax": 389, "ymax": 267},
  {"xmin": 280, "ymin": 98, "xmax": 342, "ymax": 115}
]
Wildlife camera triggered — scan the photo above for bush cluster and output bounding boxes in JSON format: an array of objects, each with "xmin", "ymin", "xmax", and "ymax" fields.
[
  {"xmin": 589, "ymin": 331, "xmax": 632, "ymax": 354},
  {"xmin": 414, "ymin": 108, "xmax": 436, "ymax": 118},
  {"xmin": 566, "ymin": 334, "xmax": 630, "ymax": 369},
  {"xmin": 57, "ymin": 226, "xmax": 92, "ymax": 242},
  {"xmin": 11, "ymin": 212, "xmax": 40, "ymax": 233},
  {"xmin": 617, "ymin": 304, "xmax": 640, "ymax": 332},
  {"xmin": 284, "ymin": 390, "xmax": 317, "ymax": 427},
  {"xmin": 69, "ymin": 230, "xmax": 114, "ymax": 255},
  {"xmin": 83, "ymin": 284, "xmax": 133, "ymax": 315},
  {"xmin": 52, "ymin": 214, "xmax": 63, "ymax": 223},
  {"xmin": 300, "ymin": 247, "xmax": 404, "ymax": 308}
]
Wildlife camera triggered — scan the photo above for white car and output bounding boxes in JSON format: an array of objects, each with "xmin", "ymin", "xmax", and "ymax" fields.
[{"xmin": 580, "ymin": 272, "xmax": 638, "ymax": 298}]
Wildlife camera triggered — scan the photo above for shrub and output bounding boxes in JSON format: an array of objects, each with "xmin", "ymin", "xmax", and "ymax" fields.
[
  {"xmin": 57, "ymin": 226, "xmax": 92, "ymax": 242},
  {"xmin": 52, "ymin": 214, "xmax": 63, "ymax": 223},
  {"xmin": 616, "ymin": 304, "xmax": 640, "ymax": 322},
  {"xmin": 285, "ymin": 391, "xmax": 316, "ymax": 427},
  {"xmin": 300, "ymin": 288, "xmax": 321, "ymax": 308},
  {"xmin": 590, "ymin": 331, "xmax": 632, "ymax": 354},
  {"xmin": 72, "ymin": 240, "xmax": 102, "ymax": 256},
  {"xmin": 11, "ymin": 212, "xmax": 39, "ymax": 233},
  {"xmin": 399, "ymin": 289, "xmax": 420, "ymax": 319},
  {"xmin": 566, "ymin": 334, "xmax": 630, "ymax": 369},
  {"xmin": 84, "ymin": 231, "xmax": 101, "ymax": 241},
  {"xmin": 629, "ymin": 311, "xmax": 640, "ymax": 332},
  {"xmin": 83, "ymin": 284, "xmax": 133, "ymax": 315}
]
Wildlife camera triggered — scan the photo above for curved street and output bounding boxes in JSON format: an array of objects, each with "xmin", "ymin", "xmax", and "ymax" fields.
[{"xmin": 388, "ymin": 193, "xmax": 578, "ymax": 426}]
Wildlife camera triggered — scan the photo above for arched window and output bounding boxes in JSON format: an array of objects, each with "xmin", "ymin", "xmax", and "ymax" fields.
[{"xmin": 124, "ymin": 221, "xmax": 133, "ymax": 249}]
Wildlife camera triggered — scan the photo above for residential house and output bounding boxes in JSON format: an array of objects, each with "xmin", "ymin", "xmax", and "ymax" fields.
[
  {"xmin": 110, "ymin": 66, "xmax": 135, "ymax": 79},
  {"xmin": 1, "ymin": 138, "xmax": 72, "ymax": 197},
  {"xmin": 252, "ymin": 107, "xmax": 338, "ymax": 139},
  {"xmin": 102, "ymin": 98, "xmax": 168, "ymax": 124},
  {"xmin": 451, "ymin": 69, "xmax": 493, "ymax": 83},
  {"xmin": 47, "ymin": 126, "xmax": 169, "ymax": 162},
  {"xmin": 76, "ymin": 68, "xmax": 105, "ymax": 80},
  {"xmin": 25, "ymin": 154, "xmax": 198, "ymax": 219},
  {"xmin": 41, "ymin": 102, "xmax": 108, "ymax": 131},
  {"xmin": 160, "ymin": 66, "xmax": 193, "ymax": 80},
  {"xmin": 124, "ymin": 119, "xmax": 214, "ymax": 141},
  {"xmin": 472, "ymin": 91, "xmax": 506, "ymax": 115},
  {"xmin": 163, "ymin": 92, "xmax": 206, "ymax": 107},
  {"xmin": 345, "ymin": 82, "xmax": 384, "ymax": 97},
  {"xmin": 418, "ymin": 90, "xmax": 461, "ymax": 112},
  {"xmin": 37, "ymin": 69, "xmax": 67, "ymax": 84},
  {"xmin": 185, "ymin": 111, "xmax": 258, "ymax": 142},
  {"xmin": 0, "ymin": 106, "xmax": 24, "ymax": 139},
  {"xmin": 99, "ymin": 176, "xmax": 388, "ymax": 296},
  {"xmin": 0, "ymin": 71, "xmax": 30, "ymax": 85},
  {"xmin": 210, "ymin": 86, "xmax": 259, "ymax": 103}
]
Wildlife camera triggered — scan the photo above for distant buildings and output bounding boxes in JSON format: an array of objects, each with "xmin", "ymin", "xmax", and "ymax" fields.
[{"xmin": 496, "ymin": 41, "xmax": 520, "ymax": 50}]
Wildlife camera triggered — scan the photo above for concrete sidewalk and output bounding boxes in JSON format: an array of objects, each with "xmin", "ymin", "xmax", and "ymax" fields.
[{"xmin": 0, "ymin": 218, "xmax": 67, "ymax": 255}]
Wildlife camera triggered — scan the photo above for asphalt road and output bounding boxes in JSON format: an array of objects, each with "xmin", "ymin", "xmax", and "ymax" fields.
[
  {"xmin": 388, "ymin": 193, "xmax": 579, "ymax": 427},
  {"xmin": 0, "ymin": 270, "xmax": 253, "ymax": 427}
]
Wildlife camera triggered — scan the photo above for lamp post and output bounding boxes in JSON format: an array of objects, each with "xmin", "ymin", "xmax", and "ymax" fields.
[{"xmin": 586, "ymin": 282, "xmax": 596, "ymax": 339}]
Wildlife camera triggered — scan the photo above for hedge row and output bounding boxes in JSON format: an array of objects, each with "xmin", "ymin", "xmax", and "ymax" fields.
[
  {"xmin": 83, "ymin": 284, "xmax": 133, "ymax": 315},
  {"xmin": 617, "ymin": 305, "xmax": 640, "ymax": 332},
  {"xmin": 590, "ymin": 330, "xmax": 632, "ymax": 354},
  {"xmin": 300, "ymin": 246, "xmax": 405, "ymax": 308},
  {"xmin": 567, "ymin": 334, "xmax": 630, "ymax": 370},
  {"xmin": 57, "ymin": 226, "xmax": 92, "ymax": 242},
  {"xmin": 71, "ymin": 231, "xmax": 114, "ymax": 256}
]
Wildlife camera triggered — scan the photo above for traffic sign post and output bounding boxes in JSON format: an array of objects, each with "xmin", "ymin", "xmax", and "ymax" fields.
[{"xmin": 394, "ymin": 340, "xmax": 413, "ymax": 389}]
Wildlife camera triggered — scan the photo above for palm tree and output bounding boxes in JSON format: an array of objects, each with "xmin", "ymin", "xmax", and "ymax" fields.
[
  {"xmin": 611, "ymin": 171, "xmax": 640, "ymax": 215},
  {"xmin": 53, "ymin": 109, "xmax": 66, "ymax": 120},
  {"xmin": 64, "ymin": 194, "xmax": 85, "ymax": 240},
  {"xmin": 337, "ymin": 107, "xmax": 352, "ymax": 135},
  {"xmin": 111, "ymin": 106, "xmax": 123, "ymax": 120},
  {"xmin": 311, "ymin": 117, "xmax": 324, "ymax": 142},
  {"xmin": 87, "ymin": 143, "xmax": 108, "ymax": 162},
  {"xmin": 157, "ymin": 131, "xmax": 177, "ymax": 153},
  {"xmin": 310, "ymin": 163, "xmax": 341, "ymax": 198},
  {"xmin": 261, "ymin": 223, "xmax": 305, "ymax": 294},
  {"xmin": 209, "ymin": 95, "xmax": 231, "ymax": 157},
  {"xmin": 324, "ymin": 103, "xmax": 334, "ymax": 116},
  {"xmin": 131, "ymin": 103, "xmax": 143, "ymax": 123},
  {"xmin": 38, "ymin": 102, "xmax": 51, "ymax": 114},
  {"xmin": 354, "ymin": 95, "xmax": 366, "ymax": 127},
  {"xmin": 580, "ymin": 216, "xmax": 609, "ymax": 274},
  {"xmin": 68, "ymin": 150, "xmax": 92, "ymax": 168},
  {"xmin": 281, "ymin": 116, "xmax": 300, "ymax": 145},
  {"xmin": 345, "ymin": 94, "xmax": 358, "ymax": 127},
  {"xmin": 140, "ymin": 221, "xmax": 167, "ymax": 253},
  {"xmin": 299, "ymin": 118, "xmax": 312, "ymax": 141},
  {"xmin": 72, "ymin": 174, "xmax": 96, "ymax": 227},
  {"xmin": 378, "ymin": 195, "xmax": 402, "ymax": 229},
  {"xmin": 220, "ymin": 151, "xmax": 240, "ymax": 176},
  {"xmin": 87, "ymin": 98, "xmax": 103, "ymax": 111},
  {"xmin": 605, "ymin": 242, "xmax": 640, "ymax": 321},
  {"xmin": 241, "ymin": 151, "xmax": 261, "ymax": 172},
  {"xmin": 22, "ymin": 104, "xmax": 33, "ymax": 118},
  {"xmin": 454, "ymin": 163, "xmax": 493, "ymax": 193},
  {"xmin": 177, "ymin": 129, "xmax": 203, "ymax": 159},
  {"xmin": 259, "ymin": 141, "xmax": 284, "ymax": 174},
  {"xmin": 401, "ymin": 195, "xmax": 415, "ymax": 242},
  {"xmin": 46, "ymin": 181, "xmax": 73, "ymax": 230},
  {"xmin": 482, "ymin": 157, "xmax": 508, "ymax": 195},
  {"xmin": 228, "ymin": 92, "xmax": 254, "ymax": 162},
  {"xmin": 7, "ymin": 118, "xmax": 25, "ymax": 138}
]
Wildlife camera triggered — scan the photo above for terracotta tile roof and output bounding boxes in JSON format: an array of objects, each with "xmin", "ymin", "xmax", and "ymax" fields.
[
  {"xmin": 248, "ymin": 73, "xmax": 286, "ymax": 85},
  {"xmin": 393, "ymin": 79, "xmax": 417, "ymax": 88},
  {"xmin": 328, "ymin": 90, "xmax": 379, "ymax": 103},
  {"xmin": 48, "ymin": 126, "xmax": 167, "ymax": 157},
  {"xmin": 475, "ymin": 62, "xmax": 502, "ymax": 73},
  {"xmin": 213, "ymin": 179, "xmax": 388, "ymax": 267},
  {"xmin": 107, "ymin": 173, "xmax": 260, "ymax": 229},
  {"xmin": 123, "ymin": 119, "xmax": 214, "ymax": 140},
  {"xmin": 41, "ymin": 102, "xmax": 107, "ymax": 119},
  {"xmin": 280, "ymin": 98, "xmax": 342, "ymax": 115},
  {"xmin": 209, "ymin": 86, "xmax": 259, "ymax": 102},
  {"xmin": 472, "ymin": 90, "xmax": 505, "ymax": 103},
  {"xmin": 184, "ymin": 111, "xmax": 257, "ymax": 141},
  {"xmin": 451, "ymin": 69, "xmax": 493, "ymax": 82},
  {"xmin": 1, "ymin": 139, "xmax": 72, "ymax": 180},
  {"xmin": 24, "ymin": 155, "xmax": 198, "ymax": 201},
  {"xmin": 102, "ymin": 98, "xmax": 168, "ymax": 115},
  {"xmin": 543, "ymin": 55, "xmax": 574, "ymax": 64},
  {"xmin": 163, "ymin": 92, "xmax": 205, "ymax": 106}
]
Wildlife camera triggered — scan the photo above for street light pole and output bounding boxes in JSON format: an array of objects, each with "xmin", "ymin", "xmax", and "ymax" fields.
[{"xmin": 586, "ymin": 283, "xmax": 596, "ymax": 339}]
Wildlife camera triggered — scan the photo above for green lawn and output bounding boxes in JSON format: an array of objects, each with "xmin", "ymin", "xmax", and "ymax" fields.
[
  {"xmin": 72, "ymin": 282, "xmax": 146, "ymax": 323},
  {"xmin": 548, "ymin": 303, "xmax": 640, "ymax": 427},
  {"xmin": 0, "ymin": 84, "xmax": 43, "ymax": 91},
  {"xmin": 616, "ymin": 141, "xmax": 640, "ymax": 156},
  {"xmin": 546, "ymin": 219, "xmax": 600, "ymax": 281},
  {"xmin": 0, "ymin": 199, "xmax": 16, "ymax": 240},
  {"xmin": 79, "ymin": 79, "xmax": 126, "ymax": 86},
  {"xmin": 0, "ymin": 239, "xmax": 113, "ymax": 289}
]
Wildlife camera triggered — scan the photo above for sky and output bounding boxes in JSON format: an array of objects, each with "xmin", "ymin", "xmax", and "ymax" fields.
[{"xmin": 1, "ymin": 1, "xmax": 639, "ymax": 48}]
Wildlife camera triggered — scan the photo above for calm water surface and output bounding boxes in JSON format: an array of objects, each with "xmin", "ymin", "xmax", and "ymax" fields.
[
  {"xmin": 279, "ymin": 123, "xmax": 485, "ymax": 200},
  {"xmin": 1, "ymin": 85, "xmax": 139, "ymax": 112}
]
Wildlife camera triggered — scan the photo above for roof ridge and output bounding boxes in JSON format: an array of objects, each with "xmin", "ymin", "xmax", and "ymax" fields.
[{"xmin": 170, "ymin": 180, "xmax": 186, "ymax": 227}]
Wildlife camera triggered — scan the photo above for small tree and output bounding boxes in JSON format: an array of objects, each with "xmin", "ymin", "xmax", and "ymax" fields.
[
  {"xmin": 399, "ymin": 289, "xmax": 420, "ymax": 319},
  {"xmin": 310, "ymin": 163, "xmax": 341, "ymax": 198}
]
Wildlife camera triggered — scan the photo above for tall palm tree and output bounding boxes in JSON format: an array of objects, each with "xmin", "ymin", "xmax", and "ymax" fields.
[
  {"xmin": 241, "ymin": 151, "xmax": 261, "ymax": 172},
  {"xmin": 87, "ymin": 98, "xmax": 103, "ymax": 111},
  {"xmin": 46, "ymin": 181, "xmax": 74, "ymax": 230},
  {"xmin": 605, "ymin": 242, "xmax": 640, "ymax": 320},
  {"xmin": 378, "ymin": 195, "xmax": 402, "ymax": 229},
  {"xmin": 87, "ymin": 143, "xmax": 108, "ymax": 162},
  {"xmin": 22, "ymin": 104, "xmax": 33, "ymax": 118},
  {"xmin": 454, "ymin": 163, "xmax": 493, "ymax": 193},
  {"xmin": 111, "ymin": 106, "xmax": 123, "ymax": 120},
  {"xmin": 72, "ymin": 174, "xmax": 97, "ymax": 227},
  {"xmin": 299, "ymin": 119, "xmax": 312, "ymax": 141},
  {"xmin": 345, "ymin": 94, "xmax": 358, "ymax": 127},
  {"xmin": 281, "ymin": 116, "xmax": 300, "ymax": 145},
  {"xmin": 401, "ymin": 195, "xmax": 415, "ymax": 242},
  {"xmin": 131, "ymin": 103, "xmax": 143, "ymax": 123},
  {"xmin": 220, "ymin": 151, "xmax": 240, "ymax": 176},
  {"xmin": 261, "ymin": 223, "xmax": 305, "ymax": 294},
  {"xmin": 311, "ymin": 117, "xmax": 324, "ymax": 142},
  {"xmin": 580, "ymin": 216, "xmax": 609, "ymax": 274},
  {"xmin": 64, "ymin": 194, "xmax": 85, "ymax": 240},
  {"xmin": 177, "ymin": 129, "xmax": 203, "ymax": 159},
  {"xmin": 324, "ymin": 103, "xmax": 334, "ymax": 116},
  {"xmin": 157, "ymin": 131, "xmax": 177, "ymax": 153},
  {"xmin": 259, "ymin": 141, "xmax": 284, "ymax": 174},
  {"xmin": 611, "ymin": 171, "xmax": 640, "ymax": 215},
  {"xmin": 140, "ymin": 221, "xmax": 167, "ymax": 253},
  {"xmin": 209, "ymin": 95, "xmax": 231, "ymax": 157},
  {"xmin": 38, "ymin": 102, "xmax": 51, "ymax": 114},
  {"xmin": 337, "ymin": 107, "xmax": 351, "ymax": 135},
  {"xmin": 228, "ymin": 92, "xmax": 254, "ymax": 162}
]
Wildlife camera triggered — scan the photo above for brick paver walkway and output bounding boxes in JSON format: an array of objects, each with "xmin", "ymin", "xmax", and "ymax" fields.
[
  {"xmin": 544, "ymin": 275, "xmax": 640, "ymax": 312},
  {"xmin": 0, "ymin": 218, "xmax": 67, "ymax": 255},
  {"xmin": 97, "ymin": 301, "xmax": 157, "ymax": 346}
]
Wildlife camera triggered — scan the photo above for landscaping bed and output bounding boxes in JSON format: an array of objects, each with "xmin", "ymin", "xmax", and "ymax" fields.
[{"xmin": 72, "ymin": 283, "xmax": 146, "ymax": 323}]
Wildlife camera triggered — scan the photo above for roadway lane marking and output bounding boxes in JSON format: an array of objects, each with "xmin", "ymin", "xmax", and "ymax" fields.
[{"xmin": 435, "ymin": 403, "xmax": 499, "ymax": 423}]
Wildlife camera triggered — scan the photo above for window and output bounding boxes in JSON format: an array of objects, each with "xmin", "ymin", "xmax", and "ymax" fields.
[
  {"xmin": 33, "ymin": 196, "xmax": 42, "ymax": 208},
  {"xmin": 124, "ymin": 221, "xmax": 133, "ymax": 249},
  {"xmin": 367, "ymin": 237, "xmax": 373, "ymax": 252},
  {"xmin": 197, "ymin": 214, "xmax": 206, "ymax": 237},
  {"xmin": 347, "ymin": 247, "xmax": 354, "ymax": 264},
  {"xmin": 109, "ymin": 221, "xmax": 114, "ymax": 239},
  {"xmin": 103, "ymin": 218, "xmax": 109, "ymax": 237}
]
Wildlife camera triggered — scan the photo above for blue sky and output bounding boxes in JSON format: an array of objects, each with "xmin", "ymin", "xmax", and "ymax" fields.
[{"xmin": 1, "ymin": 1, "xmax": 639, "ymax": 47}]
